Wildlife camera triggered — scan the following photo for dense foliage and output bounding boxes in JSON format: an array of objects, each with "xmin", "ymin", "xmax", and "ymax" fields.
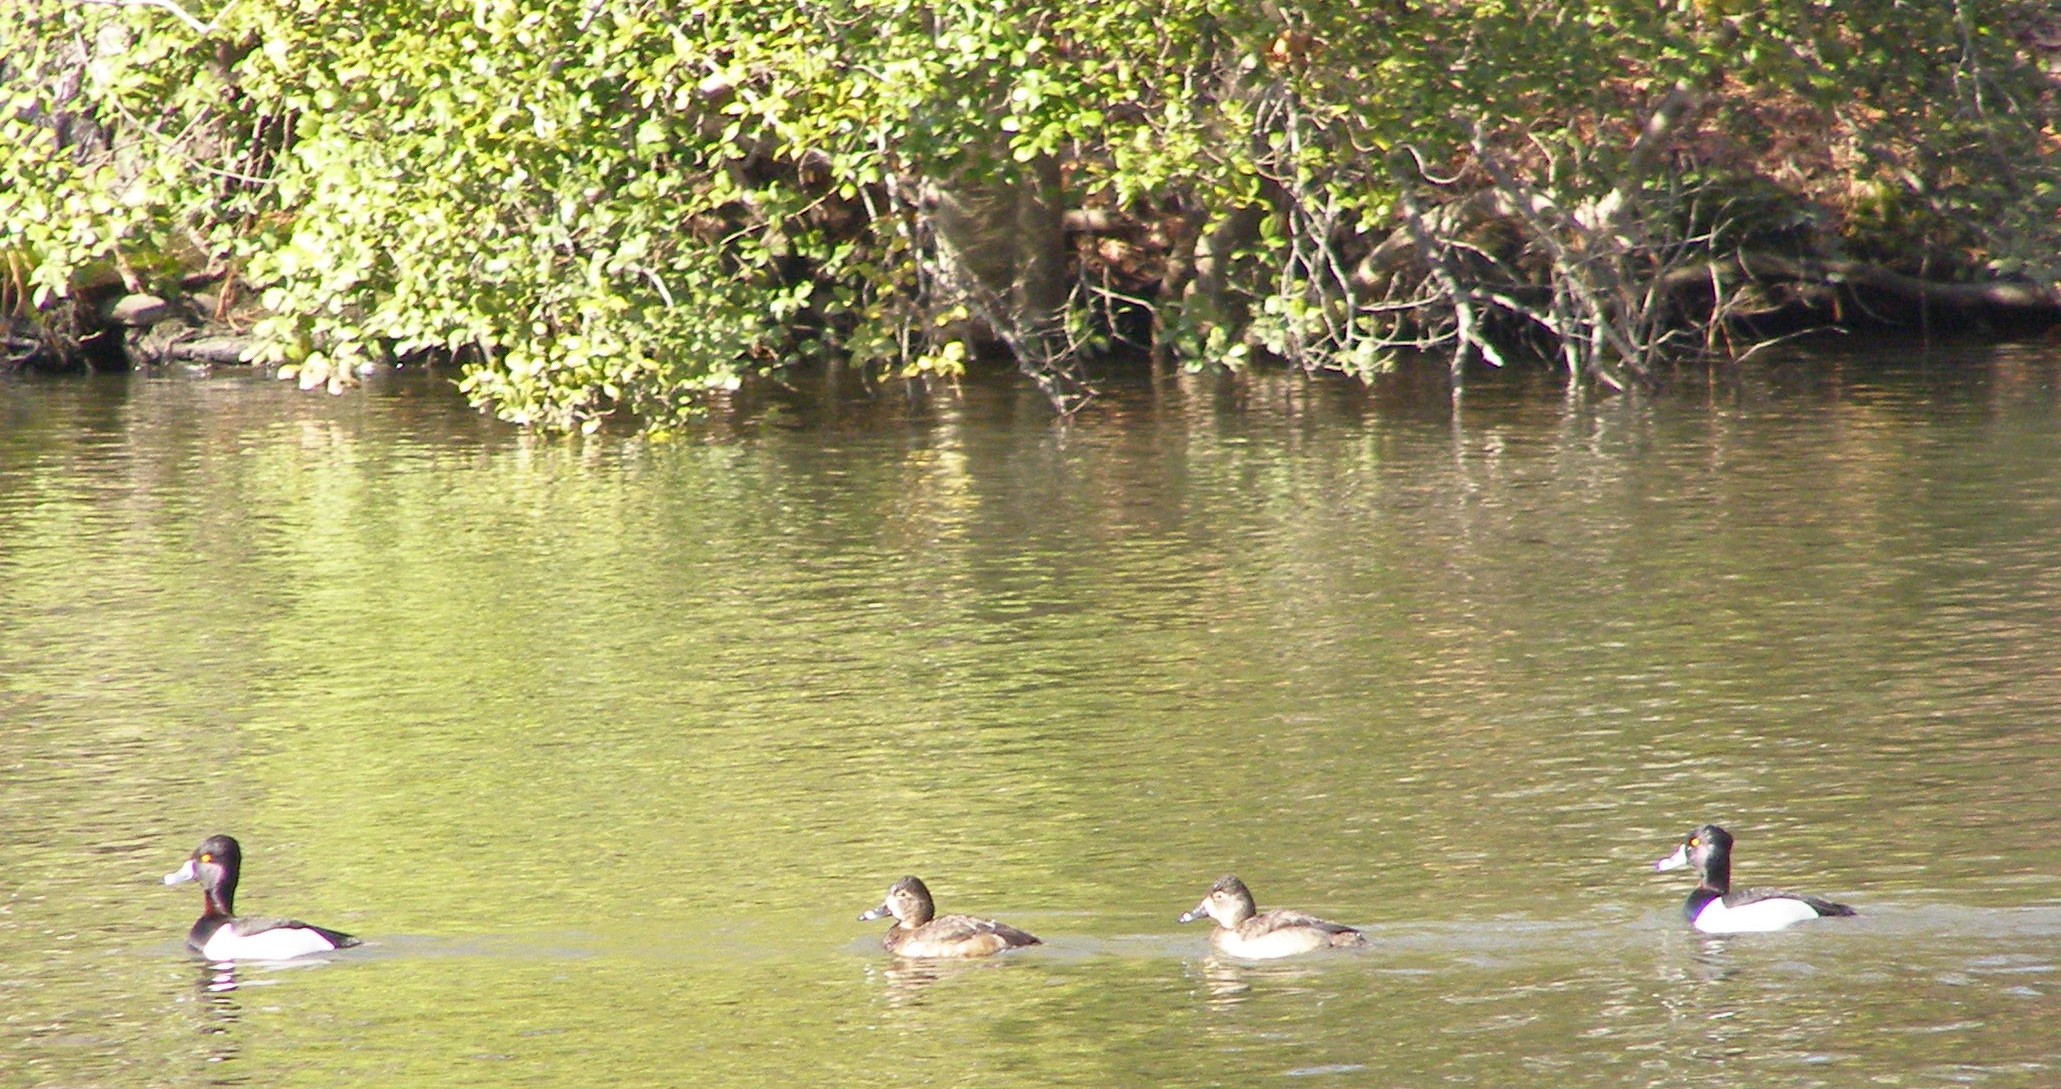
[{"xmin": 4, "ymin": 0, "xmax": 2057, "ymax": 428}]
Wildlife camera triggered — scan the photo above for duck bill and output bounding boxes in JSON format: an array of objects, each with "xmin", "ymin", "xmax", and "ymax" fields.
[
  {"xmin": 163, "ymin": 859, "xmax": 198, "ymax": 886},
  {"xmin": 1653, "ymin": 844, "xmax": 1690, "ymax": 872},
  {"xmin": 1177, "ymin": 901, "xmax": 1210, "ymax": 924},
  {"xmin": 857, "ymin": 901, "xmax": 892, "ymax": 922}
]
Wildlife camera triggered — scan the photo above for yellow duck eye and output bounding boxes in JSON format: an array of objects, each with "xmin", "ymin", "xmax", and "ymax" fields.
[
  {"xmin": 199, "ymin": 853, "xmax": 213, "ymax": 863},
  {"xmin": 1687, "ymin": 838, "xmax": 1699, "ymax": 848}
]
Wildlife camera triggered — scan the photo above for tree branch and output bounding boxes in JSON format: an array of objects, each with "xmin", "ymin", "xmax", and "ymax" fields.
[
  {"xmin": 1661, "ymin": 253, "xmax": 2061, "ymax": 314},
  {"xmin": 64, "ymin": 0, "xmax": 237, "ymax": 36}
]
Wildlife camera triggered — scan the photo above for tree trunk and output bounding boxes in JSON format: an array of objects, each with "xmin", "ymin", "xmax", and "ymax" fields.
[{"xmin": 928, "ymin": 152, "xmax": 1084, "ymax": 407}]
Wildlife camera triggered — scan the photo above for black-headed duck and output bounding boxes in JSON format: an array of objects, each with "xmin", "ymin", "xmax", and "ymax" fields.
[
  {"xmin": 1654, "ymin": 824, "xmax": 1855, "ymax": 933},
  {"xmin": 1178, "ymin": 874, "xmax": 1366, "ymax": 959},
  {"xmin": 858, "ymin": 875, "xmax": 1040, "ymax": 958},
  {"xmin": 163, "ymin": 834, "xmax": 360, "ymax": 960}
]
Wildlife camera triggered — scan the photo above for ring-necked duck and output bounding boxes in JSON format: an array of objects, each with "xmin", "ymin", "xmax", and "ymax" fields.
[
  {"xmin": 163, "ymin": 835, "xmax": 361, "ymax": 960},
  {"xmin": 857, "ymin": 876, "xmax": 1041, "ymax": 958},
  {"xmin": 1654, "ymin": 824, "xmax": 1855, "ymax": 934},
  {"xmin": 1177, "ymin": 874, "xmax": 1367, "ymax": 959}
]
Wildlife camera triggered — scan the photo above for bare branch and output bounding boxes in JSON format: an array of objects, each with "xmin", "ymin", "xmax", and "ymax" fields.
[{"xmin": 64, "ymin": 0, "xmax": 239, "ymax": 36}]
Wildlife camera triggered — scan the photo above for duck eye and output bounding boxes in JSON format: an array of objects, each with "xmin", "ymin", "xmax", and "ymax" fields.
[
  {"xmin": 1687, "ymin": 838, "xmax": 1699, "ymax": 848},
  {"xmin": 199, "ymin": 853, "xmax": 213, "ymax": 863}
]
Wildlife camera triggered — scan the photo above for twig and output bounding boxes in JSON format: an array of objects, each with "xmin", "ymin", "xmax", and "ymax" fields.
[{"xmin": 65, "ymin": 0, "xmax": 238, "ymax": 36}]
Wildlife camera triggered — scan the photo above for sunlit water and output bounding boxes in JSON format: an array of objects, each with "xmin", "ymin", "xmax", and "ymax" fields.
[{"xmin": 2, "ymin": 344, "xmax": 2057, "ymax": 1088}]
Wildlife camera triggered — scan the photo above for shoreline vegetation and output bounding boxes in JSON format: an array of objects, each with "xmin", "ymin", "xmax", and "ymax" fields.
[{"xmin": 4, "ymin": 0, "xmax": 2059, "ymax": 432}]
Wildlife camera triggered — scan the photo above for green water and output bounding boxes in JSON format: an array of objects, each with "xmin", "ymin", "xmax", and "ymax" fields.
[{"xmin": 2, "ymin": 348, "xmax": 2057, "ymax": 1088}]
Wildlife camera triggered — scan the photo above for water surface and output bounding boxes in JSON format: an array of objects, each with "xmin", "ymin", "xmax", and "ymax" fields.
[{"xmin": 2, "ymin": 346, "xmax": 2057, "ymax": 1087}]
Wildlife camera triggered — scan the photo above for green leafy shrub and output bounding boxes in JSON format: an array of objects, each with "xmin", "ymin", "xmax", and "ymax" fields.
[{"xmin": 3, "ymin": 0, "xmax": 2054, "ymax": 425}]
